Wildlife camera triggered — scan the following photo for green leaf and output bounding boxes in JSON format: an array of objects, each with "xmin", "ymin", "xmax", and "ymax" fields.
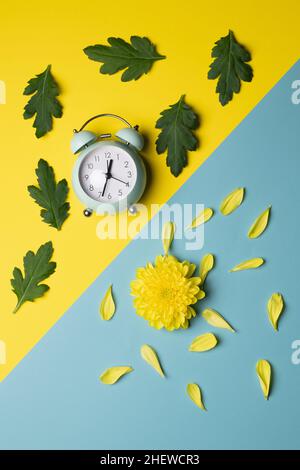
[
  {"xmin": 23, "ymin": 65, "xmax": 63, "ymax": 138},
  {"xmin": 83, "ymin": 36, "xmax": 166, "ymax": 82},
  {"xmin": 28, "ymin": 159, "xmax": 70, "ymax": 230},
  {"xmin": 11, "ymin": 241, "xmax": 56, "ymax": 313},
  {"xmin": 155, "ymin": 95, "xmax": 199, "ymax": 177},
  {"xmin": 208, "ymin": 30, "xmax": 253, "ymax": 106}
]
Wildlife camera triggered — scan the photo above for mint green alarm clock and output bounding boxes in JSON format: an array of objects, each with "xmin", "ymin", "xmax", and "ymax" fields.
[{"xmin": 71, "ymin": 113, "xmax": 146, "ymax": 216}]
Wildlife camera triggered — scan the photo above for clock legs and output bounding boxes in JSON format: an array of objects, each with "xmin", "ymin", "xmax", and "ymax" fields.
[
  {"xmin": 84, "ymin": 206, "xmax": 138, "ymax": 217},
  {"xmin": 128, "ymin": 205, "xmax": 138, "ymax": 215},
  {"xmin": 83, "ymin": 208, "xmax": 93, "ymax": 217}
]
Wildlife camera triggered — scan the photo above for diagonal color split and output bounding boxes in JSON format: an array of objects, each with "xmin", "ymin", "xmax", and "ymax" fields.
[{"xmin": 0, "ymin": 60, "xmax": 299, "ymax": 450}]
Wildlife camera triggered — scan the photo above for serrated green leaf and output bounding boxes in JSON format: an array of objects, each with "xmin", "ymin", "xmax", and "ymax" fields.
[
  {"xmin": 28, "ymin": 159, "xmax": 70, "ymax": 230},
  {"xmin": 83, "ymin": 36, "xmax": 165, "ymax": 82},
  {"xmin": 11, "ymin": 241, "xmax": 56, "ymax": 313},
  {"xmin": 208, "ymin": 30, "xmax": 253, "ymax": 106},
  {"xmin": 23, "ymin": 65, "xmax": 63, "ymax": 138},
  {"xmin": 155, "ymin": 95, "xmax": 199, "ymax": 176}
]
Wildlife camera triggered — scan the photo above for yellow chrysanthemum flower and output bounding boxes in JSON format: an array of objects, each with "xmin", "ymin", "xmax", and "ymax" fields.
[{"xmin": 131, "ymin": 255, "xmax": 205, "ymax": 331}]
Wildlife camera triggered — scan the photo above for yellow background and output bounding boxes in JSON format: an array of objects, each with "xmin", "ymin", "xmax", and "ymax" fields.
[{"xmin": 0, "ymin": 0, "xmax": 299, "ymax": 381}]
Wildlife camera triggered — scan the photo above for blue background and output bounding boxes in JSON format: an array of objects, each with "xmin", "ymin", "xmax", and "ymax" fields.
[{"xmin": 0, "ymin": 62, "xmax": 299, "ymax": 450}]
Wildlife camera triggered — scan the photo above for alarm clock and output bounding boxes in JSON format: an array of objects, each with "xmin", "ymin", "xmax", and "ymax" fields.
[{"xmin": 71, "ymin": 113, "xmax": 146, "ymax": 216}]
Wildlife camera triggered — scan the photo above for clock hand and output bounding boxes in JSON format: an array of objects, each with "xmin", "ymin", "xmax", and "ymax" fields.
[
  {"xmin": 101, "ymin": 178, "xmax": 109, "ymax": 197},
  {"xmin": 102, "ymin": 159, "xmax": 113, "ymax": 197},
  {"xmin": 107, "ymin": 159, "xmax": 113, "ymax": 175},
  {"xmin": 110, "ymin": 175, "xmax": 129, "ymax": 185}
]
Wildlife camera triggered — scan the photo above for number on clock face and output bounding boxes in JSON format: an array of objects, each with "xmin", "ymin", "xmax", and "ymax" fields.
[{"xmin": 78, "ymin": 145, "xmax": 137, "ymax": 203}]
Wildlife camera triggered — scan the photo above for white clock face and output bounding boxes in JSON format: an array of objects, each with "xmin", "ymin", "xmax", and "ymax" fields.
[{"xmin": 79, "ymin": 144, "xmax": 137, "ymax": 203}]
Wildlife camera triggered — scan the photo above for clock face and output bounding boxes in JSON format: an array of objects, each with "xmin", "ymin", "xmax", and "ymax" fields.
[{"xmin": 78, "ymin": 144, "xmax": 137, "ymax": 203}]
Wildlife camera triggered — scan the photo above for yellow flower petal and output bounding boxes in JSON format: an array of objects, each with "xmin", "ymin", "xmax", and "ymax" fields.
[
  {"xmin": 187, "ymin": 383, "xmax": 206, "ymax": 411},
  {"xmin": 229, "ymin": 258, "xmax": 264, "ymax": 272},
  {"xmin": 267, "ymin": 293, "xmax": 284, "ymax": 331},
  {"xmin": 182, "ymin": 261, "xmax": 196, "ymax": 277},
  {"xmin": 248, "ymin": 206, "xmax": 271, "ymax": 239},
  {"xmin": 162, "ymin": 221, "xmax": 176, "ymax": 255},
  {"xmin": 100, "ymin": 366, "xmax": 133, "ymax": 385},
  {"xmin": 99, "ymin": 285, "xmax": 116, "ymax": 320},
  {"xmin": 187, "ymin": 306, "xmax": 197, "ymax": 319},
  {"xmin": 141, "ymin": 344, "xmax": 164, "ymax": 377},
  {"xmin": 220, "ymin": 187, "xmax": 244, "ymax": 215},
  {"xmin": 256, "ymin": 359, "xmax": 271, "ymax": 400},
  {"xmin": 199, "ymin": 253, "xmax": 214, "ymax": 285},
  {"xmin": 186, "ymin": 208, "xmax": 214, "ymax": 230},
  {"xmin": 202, "ymin": 308, "xmax": 235, "ymax": 332},
  {"xmin": 189, "ymin": 333, "xmax": 218, "ymax": 352},
  {"xmin": 197, "ymin": 290, "xmax": 206, "ymax": 300}
]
